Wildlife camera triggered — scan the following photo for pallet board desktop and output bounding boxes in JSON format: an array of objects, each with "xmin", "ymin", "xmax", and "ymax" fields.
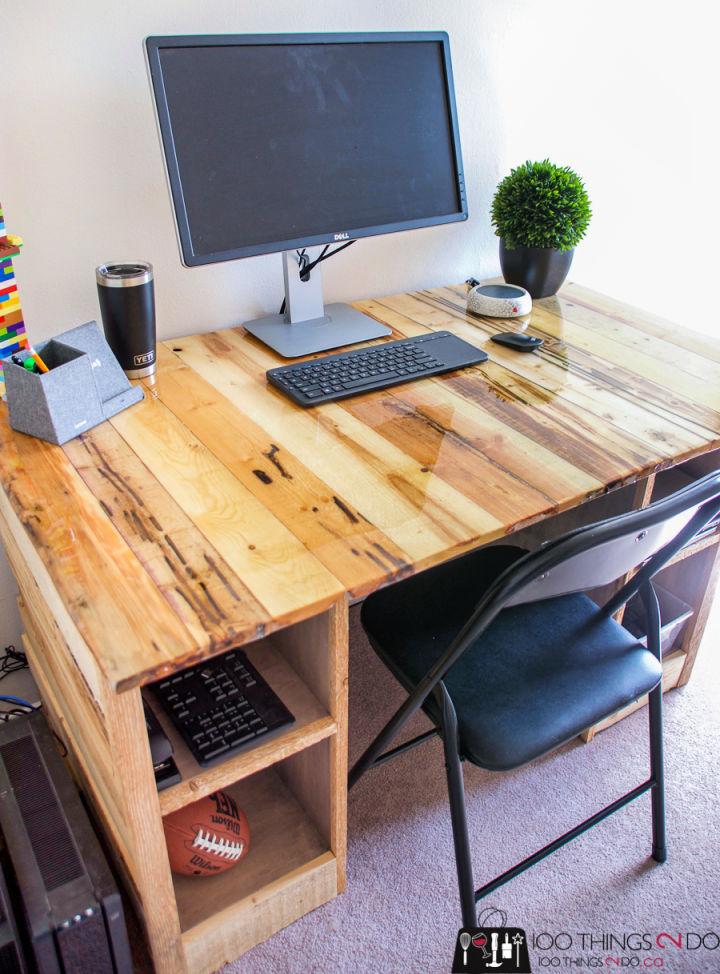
[{"xmin": 1, "ymin": 280, "xmax": 720, "ymax": 973}]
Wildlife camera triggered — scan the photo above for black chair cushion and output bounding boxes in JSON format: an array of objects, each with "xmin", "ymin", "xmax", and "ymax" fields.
[{"xmin": 360, "ymin": 545, "xmax": 663, "ymax": 771}]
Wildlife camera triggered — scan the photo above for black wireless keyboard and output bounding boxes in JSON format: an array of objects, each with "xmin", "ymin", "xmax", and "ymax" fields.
[
  {"xmin": 150, "ymin": 650, "xmax": 295, "ymax": 768},
  {"xmin": 267, "ymin": 330, "xmax": 488, "ymax": 406}
]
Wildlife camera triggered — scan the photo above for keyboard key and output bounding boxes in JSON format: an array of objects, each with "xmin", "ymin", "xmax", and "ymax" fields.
[
  {"xmin": 204, "ymin": 742, "xmax": 230, "ymax": 760},
  {"xmin": 343, "ymin": 371, "xmax": 399, "ymax": 389},
  {"xmin": 227, "ymin": 730, "xmax": 256, "ymax": 747}
]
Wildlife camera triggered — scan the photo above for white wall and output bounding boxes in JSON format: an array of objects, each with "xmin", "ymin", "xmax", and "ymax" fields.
[{"xmin": 1, "ymin": 0, "xmax": 718, "ymax": 642}]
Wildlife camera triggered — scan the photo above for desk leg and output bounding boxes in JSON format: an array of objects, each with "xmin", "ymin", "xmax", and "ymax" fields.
[{"xmin": 104, "ymin": 688, "xmax": 187, "ymax": 974}]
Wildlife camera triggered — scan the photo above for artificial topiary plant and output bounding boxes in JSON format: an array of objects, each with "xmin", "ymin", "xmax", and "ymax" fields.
[{"xmin": 491, "ymin": 159, "xmax": 591, "ymax": 251}]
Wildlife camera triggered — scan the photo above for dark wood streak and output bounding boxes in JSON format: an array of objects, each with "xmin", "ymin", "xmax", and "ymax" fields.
[
  {"xmin": 370, "ymin": 541, "xmax": 411, "ymax": 572},
  {"xmin": 164, "ymin": 534, "xmax": 187, "ymax": 565},
  {"xmin": 332, "ymin": 496, "xmax": 359, "ymax": 523},
  {"xmin": 96, "ymin": 460, "xmax": 146, "ymax": 508},
  {"xmin": 361, "ymin": 546, "xmax": 409, "ymax": 580},
  {"xmin": 127, "ymin": 508, "xmax": 151, "ymax": 544},
  {"xmin": 198, "ymin": 580, "xmax": 225, "ymax": 621},
  {"xmin": 174, "ymin": 583, "xmax": 221, "ymax": 629},
  {"xmin": 385, "ymin": 471, "xmax": 480, "ymax": 542},
  {"xmin": 263, "ymin": 444, "xmax": 292, "ymax": 479},
  {"xmin": 203, "ymin": 553, "xmax": 244, "ymax": 604}
]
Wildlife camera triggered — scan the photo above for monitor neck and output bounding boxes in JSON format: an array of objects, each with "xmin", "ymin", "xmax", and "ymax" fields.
[
  {"xmin": 241, "ymin": 246, "xmax": 391, "ymax": 356},
  {"xmin": 282, "ymin": 248, "xmax": 326, "ymax": 325}
]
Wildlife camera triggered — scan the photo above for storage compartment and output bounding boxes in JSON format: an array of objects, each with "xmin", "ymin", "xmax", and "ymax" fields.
[
  {"xmin": 144, "ymin": 626, "xmax": 338, "ymax": 817},
  {"xmin": 168, "ymin": 739, "xmax": 340, "ymax": 974},
  {"xmin": 622, "ymin": 584, "xmax": 693, "ymax": 655},
  {"xmin": 169, "ymin": 757, "xmax": 332, "ymax": 933}
]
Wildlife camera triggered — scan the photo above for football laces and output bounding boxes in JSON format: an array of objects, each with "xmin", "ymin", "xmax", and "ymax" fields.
[{"xmin": 192, "ymin": 828, "xmax": 245, "ymax": 861}]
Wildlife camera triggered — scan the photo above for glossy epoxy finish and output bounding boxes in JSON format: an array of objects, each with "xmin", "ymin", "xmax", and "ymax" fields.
[{"xmin": 1, "ymin": 281, "xmax": 719, "ymax": 690}]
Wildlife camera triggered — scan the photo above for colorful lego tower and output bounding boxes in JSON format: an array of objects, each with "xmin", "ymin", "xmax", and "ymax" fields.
[{"xmin": 0, "ymin": 203, "xmax": 30, "ymax": 398}]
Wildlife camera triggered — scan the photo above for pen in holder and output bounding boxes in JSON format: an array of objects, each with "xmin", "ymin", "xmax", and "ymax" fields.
[{"xmin": 5, "ymin": 321, "xmax": 144, "ymax": 445}]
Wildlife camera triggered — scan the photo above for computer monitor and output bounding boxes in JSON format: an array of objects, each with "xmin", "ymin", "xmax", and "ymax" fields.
[{"xmin": 145, "ymin": 32, "xmax": 467, "ymax": 356}]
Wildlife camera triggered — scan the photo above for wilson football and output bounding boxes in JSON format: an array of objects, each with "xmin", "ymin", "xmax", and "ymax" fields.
[{"xmin": 163, "ymin": 790, "xmax": 250, "ymax": 877}]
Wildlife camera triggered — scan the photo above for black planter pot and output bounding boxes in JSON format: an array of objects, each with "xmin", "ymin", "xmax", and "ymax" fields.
[{"xmin": 499, "ymin": 240, "xmax": 574, "ymax": 298}]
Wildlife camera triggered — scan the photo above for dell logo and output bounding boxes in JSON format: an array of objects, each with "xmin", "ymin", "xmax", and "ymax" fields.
[{"xmin": 333, "ymin": 232, "xmax": 350, "ymax": 241}]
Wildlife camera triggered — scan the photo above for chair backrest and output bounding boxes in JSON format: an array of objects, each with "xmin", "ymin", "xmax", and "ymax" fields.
[{"xmin": 497, "ymin": 470, "xmax": 720, "ymax": 610}]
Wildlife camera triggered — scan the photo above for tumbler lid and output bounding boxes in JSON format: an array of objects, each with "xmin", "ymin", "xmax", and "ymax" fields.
[{"xmin": 96, "ymin": 261, "xmax": 153, "ymax": 287}]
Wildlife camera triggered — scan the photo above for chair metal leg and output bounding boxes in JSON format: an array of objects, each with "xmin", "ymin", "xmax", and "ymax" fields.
[
  {"xmin": 649, "ymin": 682, "xmax": 667, "ymax": 862},
  {"xmin": 641, "ymin": 580, "xmax": 667, "ymax": 864},
  {"xmin": 436, "ymin": 684, "xmax": 476, "ymax": 929}
]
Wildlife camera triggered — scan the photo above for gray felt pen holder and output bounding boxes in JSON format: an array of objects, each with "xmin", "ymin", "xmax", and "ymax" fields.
[{"xmin": 5, "ymin": 321, "xmax": 144, "ymax": 445}]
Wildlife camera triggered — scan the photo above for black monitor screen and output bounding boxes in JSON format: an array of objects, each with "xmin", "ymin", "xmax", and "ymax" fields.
[{"xmin": 149, "ymin": 35, "xmax": 465, "ymax": 264}]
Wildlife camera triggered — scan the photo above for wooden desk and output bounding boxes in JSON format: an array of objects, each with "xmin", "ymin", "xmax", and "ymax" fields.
[{"xmin": 1, "ymin": 281, "xmax": 719, "ymax": 973}]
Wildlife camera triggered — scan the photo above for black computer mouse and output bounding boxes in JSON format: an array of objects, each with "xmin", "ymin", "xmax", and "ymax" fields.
[{"xmin": 490, "ymin": 332, "xmax": 544, "ymax": 352}]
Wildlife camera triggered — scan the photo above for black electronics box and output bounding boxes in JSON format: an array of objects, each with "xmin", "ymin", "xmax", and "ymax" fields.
[{"xmin": 0, "ymin": 711, "xmax": 132, "ymax": 973}]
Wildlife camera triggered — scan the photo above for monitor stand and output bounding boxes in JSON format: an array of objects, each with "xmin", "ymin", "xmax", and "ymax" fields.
[{"xmin": 242, "ymin": 249, "xmax": 391, "ymax": 358}]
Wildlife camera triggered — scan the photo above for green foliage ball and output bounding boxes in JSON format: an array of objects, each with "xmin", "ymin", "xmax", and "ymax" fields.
[{"xmin": 491, "ymin": 159, "xmax": 592, "ymax": 251}]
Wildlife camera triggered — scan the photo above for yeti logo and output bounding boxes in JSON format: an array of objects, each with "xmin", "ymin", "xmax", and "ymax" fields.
[{"xmin": 333, "ymin": 232, "xmax": 350, "ymax": 241}]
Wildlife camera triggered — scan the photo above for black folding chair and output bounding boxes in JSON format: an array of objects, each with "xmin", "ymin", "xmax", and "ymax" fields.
[{"xmin": 349, "ymin": 471, "xmax": 720, "ymax": 927}]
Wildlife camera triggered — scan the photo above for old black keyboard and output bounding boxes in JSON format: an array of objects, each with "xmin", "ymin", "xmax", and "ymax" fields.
[
  {"xmin": 267, "ymin": 330, "xmax": 488, "ymax": 406},
  {"xmin": 150, "ymin": 650, "xmax": 295, "ymax": 767}
]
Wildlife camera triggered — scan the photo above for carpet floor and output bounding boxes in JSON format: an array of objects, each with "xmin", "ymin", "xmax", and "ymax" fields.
[{"xmin": 217, "ymin": 601, "xmax": 720, "ymax": 974}]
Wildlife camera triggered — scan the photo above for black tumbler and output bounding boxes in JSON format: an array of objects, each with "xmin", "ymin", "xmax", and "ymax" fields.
[{"xmin": 96, "ymin": 262, "xmax": 156, "ymax": 378}]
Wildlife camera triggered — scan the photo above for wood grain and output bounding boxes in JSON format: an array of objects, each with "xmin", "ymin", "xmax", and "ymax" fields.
[
  {"xmin": 173, "ymin": 331, "xmax": 505, "ymax": 563},
  {"xmin": 1, "ymin": 279, "xmax": 719, "ymax": 689},
  {"xmin": 64, "ymin": 424, "xmax": 271, "ymax": 652},
  {"xmin": 172, "ymin": 767, "xmax": 329, "ymax": 932},
  {"xmin": 110, "ymin": 378, "xmax": 343, "ymax": 624},
  {"xmin": 147, "ymin": 346, "xmax": 411, "ymax": 599}
]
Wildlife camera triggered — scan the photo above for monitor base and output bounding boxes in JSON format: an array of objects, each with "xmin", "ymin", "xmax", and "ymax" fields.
[{"xmin": 243, "ymin": 303, "xmax": 392, "ymax": 358}]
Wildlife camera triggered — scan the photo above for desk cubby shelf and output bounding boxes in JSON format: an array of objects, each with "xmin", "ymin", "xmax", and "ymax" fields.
[
  {"xmin": 175, "ymin": 754, "xmax": 336, "ymax": 971},
  {"xmin": 148, "ymin": 639, "xmax": 337, "ymax": 817}
]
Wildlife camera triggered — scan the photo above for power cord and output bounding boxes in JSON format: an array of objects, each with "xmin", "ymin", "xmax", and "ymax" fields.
[
  {"xmin": 0, "ymin": 644, "xmax": 28, "ymax": 682},
  {"xmin": 0, "ymin": 694, "xmax": 37, "ymax": 723},
  {"xmin": 279, "ymin": 240, "xmax": 356, "ymax": 315},
  {"xmin": 0, "ymin": 645, "xmax": 37, "ymax": 721}
]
